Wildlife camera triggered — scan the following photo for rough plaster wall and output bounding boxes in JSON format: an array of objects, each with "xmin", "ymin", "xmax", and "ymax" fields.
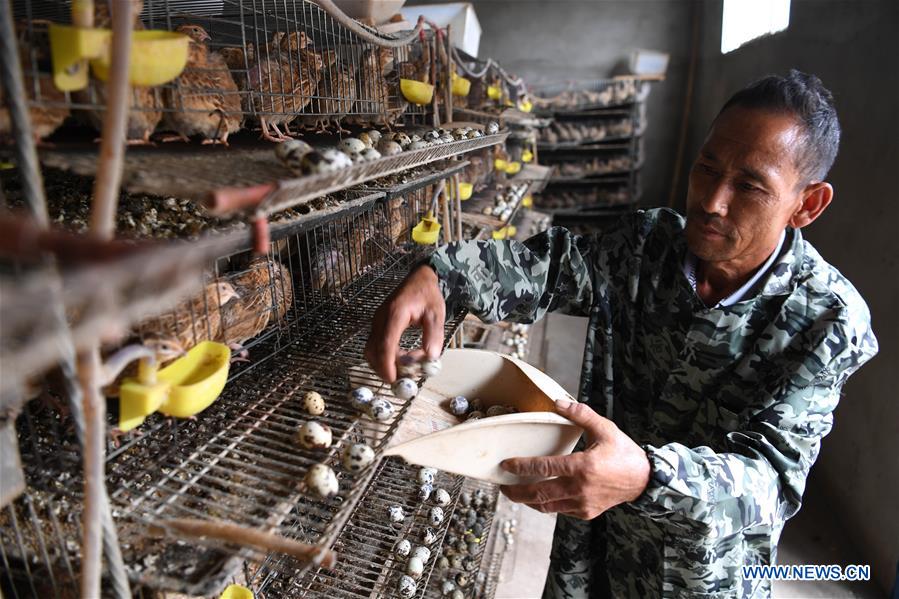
[
  {"xmin": 413, "ymin": 0, "xmax": 694, "ymax": 209},
  {"xmin": 681, "ymin": 1, "xmax": 899, "ymax": 591}
]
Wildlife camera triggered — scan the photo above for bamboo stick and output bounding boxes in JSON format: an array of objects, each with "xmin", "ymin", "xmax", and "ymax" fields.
[
  {"xmin": 78, "ymin": 2, "xmax": 134, "ymax": 597},
  {"xmin": 155, "ymin": 519, "xmax": 337, "ymax": 568}
]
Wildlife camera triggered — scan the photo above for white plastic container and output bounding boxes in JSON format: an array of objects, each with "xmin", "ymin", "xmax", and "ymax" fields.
[
  {"xmin": 332, "ymin": 0, "xmax": 408, "ymax": 25},
  {"xmin": 384, "ymin": 349, "xmax": 583, "ymax": 484}
]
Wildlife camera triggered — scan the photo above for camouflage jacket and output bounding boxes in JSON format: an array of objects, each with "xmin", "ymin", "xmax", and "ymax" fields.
[{"xmin": 429, "ymin": 208, "xmax": 878, "ymax": 598}]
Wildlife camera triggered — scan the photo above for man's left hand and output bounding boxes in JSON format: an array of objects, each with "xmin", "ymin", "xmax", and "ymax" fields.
[{"xmin": 500, "ymin": 399, "xmax": 651, "ymax": 520}]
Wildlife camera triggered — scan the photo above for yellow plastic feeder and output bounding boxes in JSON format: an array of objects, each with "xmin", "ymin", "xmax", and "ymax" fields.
[
  {"xmin": 522, "ymin": 149, "xmax": 534, "ymax": 163},
  {"xmin": 400, "ymin": 79, "xmax": 435, "ymax": 105},
  {"xmin": 487, "ymin": 84, "xmax": 502, "ymax": 100},
  {"xmin": 505, "ymin": 161, "xmax": 522, "ymax": 175},
  {"xmin": 49, "ymin": 24, "xmax": 189, "ymax": 91},
  {"xmin": 522, "ymin": 195, "xmax": 534, "ymax": 208},
  {"xmin": 494, "ymin": 158, "xmax": 508, "ymax": 172},
  {"xmin": 451, "ymin": 72, "xmax": 471, "ymax": 97},
  {"xmin": 518, "ymin": 98, "xmax": 534, "ymax": 113},
  {"xmin": 458, "ymin": 182, "xmax": 473, "ymax": 201},
  {"xmin": 220, "ymin": 584, "xmax": 254, "ymax": 599},
  {"xmin": 91, "ymin": 30, "xmax": 190, "ymax": 86},
  {"xmin": 119, "ymin": 341, "xmax": 231, "ymax": 432},
  {"xmin": 412, "ymin": 211, "xmax": 441, "ymax": 245}
]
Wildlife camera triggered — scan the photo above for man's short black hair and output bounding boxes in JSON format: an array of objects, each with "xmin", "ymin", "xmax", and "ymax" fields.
[{"xmin": 718, "ymin": 69, "xmax": 841, "ymax": 184}]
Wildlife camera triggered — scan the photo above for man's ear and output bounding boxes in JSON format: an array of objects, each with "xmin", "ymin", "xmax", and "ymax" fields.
[{"xmin": 789, "ymin": 182, "xmax": 833, "ymax": 229}]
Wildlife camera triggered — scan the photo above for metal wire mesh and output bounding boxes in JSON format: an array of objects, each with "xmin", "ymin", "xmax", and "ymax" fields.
[
  {"xmin": 9, "ymin": 0, "xmax": 434, "ymax": 141},
  {"xmin": 1, "ymin": 164, "xmax": 470, "ymax": 596},
  {"xmin": 251, "ymin": 458, "xmax": 464, "ymax": 598}
]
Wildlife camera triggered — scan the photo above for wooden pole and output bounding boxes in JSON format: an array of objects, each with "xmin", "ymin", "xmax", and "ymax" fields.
[{"xmin": 78, "ymin": 2, "xmax": 133, "ymax": 597}]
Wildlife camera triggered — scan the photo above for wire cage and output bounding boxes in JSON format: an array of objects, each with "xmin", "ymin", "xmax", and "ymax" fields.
[
  {"xmin": 0, "ymin": 165, "xmax": 466, "ymax": 596},
  {"xmin": 8, "ymin": 0, "xmax": 435, "ymax": 145},
  {"xmin": 530, "ymin": 77, "xmax": 651, "ymax": 113}
]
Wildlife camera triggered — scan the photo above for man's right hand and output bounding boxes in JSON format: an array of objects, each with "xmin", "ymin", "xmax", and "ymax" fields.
[{"xmin": 364, "ymin": 264, "xmax": 447, "ymax": 383}]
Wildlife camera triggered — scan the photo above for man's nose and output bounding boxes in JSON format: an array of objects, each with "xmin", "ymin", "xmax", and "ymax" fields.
[{"xmin": 700, "ymin": 181, "xmax": 730, "ymax": 217}]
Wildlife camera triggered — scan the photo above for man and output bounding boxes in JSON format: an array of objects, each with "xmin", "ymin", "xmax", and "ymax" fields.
[{"xmin": 365, "ymin": 70, "xmax": 878, "ymax": 597}]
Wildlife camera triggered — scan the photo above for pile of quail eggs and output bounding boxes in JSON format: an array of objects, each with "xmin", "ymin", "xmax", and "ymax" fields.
[
  {"xmin": 503, "ymin": 323, "xmax": 531, "ymax": 360},
  {"xmin": 274, "ymin": 122, "xmax": 498, "ymax": 177},
  {"xmin": 296, "ymin": 389, "xmax": 377, "ymax": 499},
  {"xmin": 431, "ymin": 488, "xmax": 495, "ymax": 597},
  {"xmin": 442, "ymin": 395, "xmax": 518, "ymax": 422},
  {"xmin": 391, "ymin": 466, "xmax": 455, "ymax": 597}
]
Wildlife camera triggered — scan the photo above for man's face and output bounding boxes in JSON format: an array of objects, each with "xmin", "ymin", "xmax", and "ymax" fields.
[{"xmin": 685, "ymin": 106, "xmax": 806, "ymax": 265}]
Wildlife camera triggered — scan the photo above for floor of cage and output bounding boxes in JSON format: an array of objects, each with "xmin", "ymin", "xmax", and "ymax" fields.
[{"xmin": 5, "ymin": 248, "xmax": 468, "ymax": 597}]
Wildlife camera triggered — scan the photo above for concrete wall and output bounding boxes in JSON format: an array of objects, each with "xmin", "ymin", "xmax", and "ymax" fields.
[
  {"xmin": 680, "ymin": 1, "xmax": 899, "ymax": 591},
  {"xmin": 411, "ymin": 0, "xmax": 695, "ymax": 208}
]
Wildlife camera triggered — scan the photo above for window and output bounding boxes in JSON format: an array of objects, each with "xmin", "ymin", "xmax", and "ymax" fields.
[{"xmin": 721, "ymin": 0, "xmax": 791, "ymax": 54}]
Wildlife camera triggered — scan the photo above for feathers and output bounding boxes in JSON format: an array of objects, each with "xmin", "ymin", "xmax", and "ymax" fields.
[{"xmin": 161, "ymin": 25, "xmax": 242, "ymax": 145}]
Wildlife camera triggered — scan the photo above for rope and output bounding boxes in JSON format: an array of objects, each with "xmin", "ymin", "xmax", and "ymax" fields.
[{"xmin": 310, "ymin": 0, "xmax": 425, "ymax": 47}]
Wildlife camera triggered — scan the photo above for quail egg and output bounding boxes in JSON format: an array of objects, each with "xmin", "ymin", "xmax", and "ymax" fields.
[
  {"xmin": 433, "ymin": 488, "xmax": 451, "ymax": 507},
  {"xmin": 449, "ymin": 554, "xmax": 465, "ymax": 569},
  {"xmin": 467, "ymin": 411, "xmax": 483, "ymax": 420},
  {"xmin": 394, "ymin": 538, "xmax": 412, "ymax": 557},
  {"xmin": 397, "ymin": 574, "xmax": 417, "ymax": 597},
  {"xmin": 304, "ymin": 464, "xmax": 338, "ymax": 498},
  {"xmin": 338, "ymin": 137, "xmax": 366, "ymax": 157},
  {"xmin": 412, "ymin": 545, "xmax": 431, "ymax": 562},
  {"xmin": 440, "ymin": 133, "xmax": 455, "ymax": 144},
  {"xmin": 275, "ymin": 139, "xmax": 313, "ymax": 172},
  {"xmin": 466, "ymin": 130, "xmax": 480, "ymax": 139},
  {"xmin": 463, "ymin": 556, "xmax": 478, "ymax": 572},
  {"xmin": 418, "ymin": 483, "xmax": 433, "ymax": 502},
  {"xmin": 302, "ymin": 391, "xmax": 326, "ymax": 416},
  {"xmin": 418, "ymin": 467, "xmax": 437, "ymax": 485},
  {"xmin": 423, "ymin": 130, "xmax": 440, "ymax": 142},
  {"xmin": 367, "ymin": 397, "xmax": 395, "ymax": 421},
  {"xmin": 397, "ymin": 354, "xmax": 420, "ymax": 378},
  {"xmin": 467, "ymin": 542, "xmax": 480, "ymax": 556},
  {"xmin": 441, "ymin": 580, "xmax": 456, "ymax": 596},
  {"xmin": 449, "ymin": 395, "xmax": 469, "ymax": 417},
  {"xmin": 459, "ymin": 492, "xmax": 472, "ymax": 507},
  {"xmin": 349, "ymin": 386, "xmax": 374, "ymax": 411},
  {"xmin": 469, "ymin": 398, "xmax": 484, "ymax": 412},
  {"xmin": 393, "ymin": 132, "xmax": 412, "ymax": 148},
  {"xmin": 421, "ymin": 359, "xmax": 442, "ymax": 377},
  {"xmin": 450, "ymin": 591, "xmax": 464, "ymax": 599},
  {"xmin": 451, "ymin": 128, "xmax": 467, "ymax": 140},
  {"xmin": 366, "ymin": 129, "xmax": 382, "ymax": 144},
  {"xmin": 486, "ymin": 404, "xmax": 513, "ymax": 417},
  {"xmin": 455, "ymin": 572, "xmax": 471, "ymax": 588},
  {"xmin": 423, "ymin": 527, "xmax": 438, "ymax": 545},
  {"xmin": 296, "ymin": 421, "xmax": 332, "ymax": 450},
  {"xmin": 485, "ymin": 121, "xmax": 500, "ymax": 135},
  {"xmin": 406, "ymin": 556, "xmax": 425, "ymax": 579},
  {"xmin": 340, "ymin": 442, "xmax": 375, "ymax": 473},
  {"xmin": 358, "ymin": 147, "xmax": 382, "ymax": 162},
  {"xmin": 392, "ymin": 378, "xmax": 418, "ymax": 400},
  {"xmin": 300, "ymin": 149, "xmax": 348, "ymax": 175},
  {"xmin": 437, "ymin": 556, "xmax": 450, "ymax": 570},
  {"xmin": 429, "ymin": 506, "xmax": 445, "ymax": 526},
  {"xmin": 388, "ymin": 505, "xmax": 406, "ymax": 524},
  {"xmin": 377, "ymin": 139, "xmax": 403, "ymax": 156},
  {"xmin": 407, "ymin": 140, "xmax": 429, "ymax": 151}
]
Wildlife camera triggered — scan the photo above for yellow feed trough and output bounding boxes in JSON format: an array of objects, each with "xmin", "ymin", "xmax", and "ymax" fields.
[
  {"xmin": 518, "ymin": 98, "xmax": 533, "ymax": 113},
  {"xmin": 451, "ymin": 72, "xmax": 471, "ymax": 96},
  {"xmin": 505, "ymin": 161, "xmax": 522, "ymax": 175},
  {"xmin": 412, "ymin": 211, "xmax": 441, "ymax": 245},
  {"xmin": 119, "ymin": 341, "xmax": 231, "ymax": 431},
  {"xmin": 494, "ymin": 158, "xmax": 508, "ymax": 172},
  {"xmin": 458, "ymin": 182, "xmax": 473, "ymax": 201},
  {"xmin": 400, "ymin": 79, "xmax": 434, "ymax": 105},
  {"xmin": 522, "ymin": 149, "xmax": 534, "ymax": 163},
  {"xmin": 522, "ymin": 195, "xmax": 534, "ymax": 208},
  {"xmin": 91, "ymin": 30, "xmax": 190, "ymax": 86},
  {"xmin": 487, "ymin": 85, "xmax": 502, "ymax": 100},
  {"xmin": 220, "ymin": 584, "xmax": 254, "ymax": 599},
  {"xmin": 49, "ymin": 24, "xmax": 189, "ymax": 91}
]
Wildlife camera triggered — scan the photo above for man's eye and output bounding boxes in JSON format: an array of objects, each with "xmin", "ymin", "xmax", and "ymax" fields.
[
  {"xmin": 740, "ymin": 182, "xmax": 760, "ymax": 192},
  {"xmin": 699, "ymin": 164, "xmax": 717, "ymax": 175}
]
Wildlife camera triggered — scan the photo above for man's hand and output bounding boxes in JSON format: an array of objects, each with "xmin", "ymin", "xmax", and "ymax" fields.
[
  {"xmin": 500, "ymin": 399, "xmax": 651, "ymax": 520},
  {"xmin": 364, "ymin": 265, "xmax": 447, "ymax": 383}
]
